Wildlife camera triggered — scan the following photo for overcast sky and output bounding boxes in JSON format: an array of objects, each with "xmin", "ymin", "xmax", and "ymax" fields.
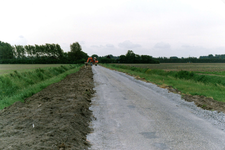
[{"xmin": 1, "ymin": 0, "xmax": 225, "ymax": 58}]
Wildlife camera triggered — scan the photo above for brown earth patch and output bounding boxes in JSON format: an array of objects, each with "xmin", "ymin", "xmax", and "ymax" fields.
[
  {"xmin": 164, "ymin": 86, "xmax": 225, "ymax": 113},
  {"xmin": 134, "ymin": 75, "xmax": 225, "ymax": 114},
  {"xmin": 0, "ymin": 66, "xmax": 94, "ymax": 150}
]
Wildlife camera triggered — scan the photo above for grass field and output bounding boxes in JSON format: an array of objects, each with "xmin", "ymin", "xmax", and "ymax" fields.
[
  {"xmin": 102, "ymin": 63, "xmax": 225, "ymax": 102},
  {"xmin": 0, "ymin": 64, "xmax": 67, "ymax": 75},
  {"xmin": 0, "ymin": 64, "xmax": 82, "ymax": 109},
  {"xmin": 116, "ymin": 63, "xmax": 225, "ymax": 72}
]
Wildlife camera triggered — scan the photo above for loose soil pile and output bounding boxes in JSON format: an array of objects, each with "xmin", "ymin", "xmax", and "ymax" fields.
[
  {"xmin": 0, "ymin": 66, "xmax": 94, "ymax": 150},
  {"xmin": 165, "ymin": 86, "xmax": 225, "ymax": 113},
  {"xmin": 135, "ymin": 76, "xmax": 225, "ymax": 113}
]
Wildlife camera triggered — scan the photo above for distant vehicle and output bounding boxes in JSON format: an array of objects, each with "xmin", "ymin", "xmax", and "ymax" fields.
[{"xmin": 85, "ymin": 57, "xmax": 98, "ymax": 66}]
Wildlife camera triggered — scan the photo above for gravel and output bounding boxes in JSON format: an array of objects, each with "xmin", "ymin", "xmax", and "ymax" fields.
[
  {"xmin": 122, "ymin": 72, "xmax": 225, "ymax": 131},
  {"xmin": 88, "ymin": 66, "xmax": 225, "ymax": 150}
]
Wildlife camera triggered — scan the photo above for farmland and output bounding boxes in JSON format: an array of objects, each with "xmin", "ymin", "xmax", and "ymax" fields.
[
  {"xmin": 0, "ymin": 64, "xmax": 67, "ymax": 75},
  {"xmin": 116, "ymin": 63, "xmax": 225, "ymax": 72}
]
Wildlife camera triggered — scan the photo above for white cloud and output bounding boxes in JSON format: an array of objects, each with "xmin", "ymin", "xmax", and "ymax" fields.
[
  {"xmin": 118, "ymin": 41, "xmax": 141, "ymax": 49},
  {"xmin": 91, "ymin": 44, "xmax": 115, "ymax": 49},
  {"xmin": 11, "ymin": 35, "xmax": 28, "ymax": 45},
  {"xmin": 154, "ymin": 42, "xmax": 171, "ymax": 49},
  {"xmin": 106, "ymin": 44, "xmax": 115, "ymax": 48},
  {"xmin": 88, "ymin": 44, "xmax": 122, "ymax": 56}
]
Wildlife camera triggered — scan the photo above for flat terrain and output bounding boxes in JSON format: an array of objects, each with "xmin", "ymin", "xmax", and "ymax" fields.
[
  {"xmin": 0, "ymin": 66, "xmax": 94, "ymax": 150},
  {"xmin": 118, "ymin": 63, "xmax": 225, "ymax": 72},
  {"xmin": 88, "ymin": 66, "xmax": 225, "ymax": 150},
  {"xmin": 1, "ymin": 64, "xmax": 225, "ymax": 149},
  {"xmin": 0, "ymin": 64, "xmax": 67, "ymax": 75}
]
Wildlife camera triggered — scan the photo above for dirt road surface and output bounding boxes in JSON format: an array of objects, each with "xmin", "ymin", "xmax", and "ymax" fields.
[
  {"xmin": 88, "ymin": 66, "xmax": 225, "ymax": 150},
  {"xmin": 0, "ymin": 66, "xmax": 94, "ymax": 150}
]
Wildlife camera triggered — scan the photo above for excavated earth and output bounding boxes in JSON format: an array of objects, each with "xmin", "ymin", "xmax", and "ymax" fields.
[
  {"xmin": 135, "ymin": 75, "xmax": 225, "ymax": 113},
  {"xmin": 164, "ymin": 86, "xmax": 225, "ymax": 113},
  {"xmin": 0, "ymin": 66, "xmax": 94, "ymax": 150}
]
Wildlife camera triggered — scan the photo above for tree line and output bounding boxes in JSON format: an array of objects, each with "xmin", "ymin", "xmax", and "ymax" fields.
[
  {"xmin": 156, "ymin": 55, "xmax": 225, "ymax": 63},
  {"xmin": 98, "ymin": 53, "xmax": 225, "ymax": 64},
  {"xmin": 94, "ymin": 50, "xmax": 159, "ymax": 64},
  {"xmin": 4, "ymin": 39, "xmax": 224, "ymax": 64},
  {"xmin": 0, "ymin": 41, "xmax": 88, "ymax": 64}
]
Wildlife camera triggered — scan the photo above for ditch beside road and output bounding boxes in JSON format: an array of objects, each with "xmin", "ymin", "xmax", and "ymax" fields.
[{"xmin": 88, "ymin": 65, "xmax": 225, "ymax": 150}]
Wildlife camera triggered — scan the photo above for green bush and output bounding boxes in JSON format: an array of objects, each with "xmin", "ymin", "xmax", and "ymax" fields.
[{"xmin": 174, "ymin": 71, "xmax": 195, "ymax": 80}]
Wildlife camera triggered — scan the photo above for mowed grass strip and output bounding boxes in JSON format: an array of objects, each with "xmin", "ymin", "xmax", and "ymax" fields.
[
  {"xmin": 0, "ymin": 65, "xmax": 82, "ymax": 109},
  {"xmin": 102, "ymin": 64, "xmax": 225, "ymax": 102}
]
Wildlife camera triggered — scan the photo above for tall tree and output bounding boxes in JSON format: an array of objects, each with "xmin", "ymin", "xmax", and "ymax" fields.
[
  {"xmin": 69, "ymin": 42, "xmax": 88, "ymax": 63},
  {"xmin": 119, "ymin": 55, "xmax": 126, "ymax": 63},
  {"xmin": 24, "ymin": 45, "xmax": 32, "ymax": 58},
  {"xmin": 70, "ymin": 42, "xmax": 82, "ymax": 53},
  {"xmin": 126, "ymin": 50, "xmax": 135, "ymax": 63},
  {"xmin": 0, "ymin": 41, "xmax": 14, "ymax": 59},
  {"xmin": 55, "ymin": 44, "xmax": 64, "ymax": 58},
  {"xmin": 91, "ymin": 54, "xmax": 98, "ymax": 58},
  {"xmin": 15, "ymin": 45, "xmax": 26, "ymax": 59}
]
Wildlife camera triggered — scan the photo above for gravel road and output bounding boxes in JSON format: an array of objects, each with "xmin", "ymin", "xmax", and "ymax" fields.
[{"xmin": 87, "ymin": 66, "xmax": 225, "ymax": 150}]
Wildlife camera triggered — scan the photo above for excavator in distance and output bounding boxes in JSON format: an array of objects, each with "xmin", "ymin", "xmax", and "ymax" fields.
[{"xmin": 85, "ymin": 57, "xmax": 98, "ymax": 66}]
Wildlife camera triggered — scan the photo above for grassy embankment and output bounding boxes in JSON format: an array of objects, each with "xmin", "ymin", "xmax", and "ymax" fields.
[
  {"xmin": 101, "ymin": 64, "xmax": 225, "ymax": 102},
  {"xmin": 0, "ymin": 64, "xmax": 82, "ymax": 109}
]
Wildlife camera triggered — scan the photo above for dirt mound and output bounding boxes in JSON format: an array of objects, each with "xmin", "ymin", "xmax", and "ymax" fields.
[
  {"xmin": 134, "ymin": 75, "xmax": 225, "ymax": 113},
  {"xmin": 128, "ymin": 73, "xmax": 225, "ymax": 114},
  {"xmin": 182, "ymin": 95, "xmax": 225, "ymax": 113},
  {"xmin": 0, "ymin": 66, "xmax": 94, "ymax": 150},
  {"xmin": 165, "ymin": 86, "xmax": 225, "ymax": 113}
]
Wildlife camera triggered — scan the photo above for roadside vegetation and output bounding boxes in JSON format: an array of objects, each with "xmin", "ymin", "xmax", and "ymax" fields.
[
  {"xmin": 0, "ymin": 64, "xmax": 82, "ymax": 109},
  {"xmin": 102, "ymin": 64, "xmax": 225, "ymax": 102}
]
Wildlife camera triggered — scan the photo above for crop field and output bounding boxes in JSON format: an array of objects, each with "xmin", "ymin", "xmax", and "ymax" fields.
[
  {"xmin": 116, "ymin": 63, "xmax": 225, "ymax": 72},
  {"xmin": 0, "ymin": 64, "xmax": 69, "ymax": 75},
  {"xmin": 0, "ymin": 64, "xmax": 68, "ymax": 75}
]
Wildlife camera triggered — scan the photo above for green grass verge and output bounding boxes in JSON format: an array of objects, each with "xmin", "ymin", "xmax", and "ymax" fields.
[
  {"xmin": 0, "ymin": 65, "xmax": 82, "ymax": 109},
  {"xmin": 101, "ymin": 64, "xmax": 225, "ymax": 102}
]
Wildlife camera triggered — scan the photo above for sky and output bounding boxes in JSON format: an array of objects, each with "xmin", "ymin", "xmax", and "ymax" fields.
[{"xmin": 0, "ymin": 0, "xmax": 225, "ymax": 58}]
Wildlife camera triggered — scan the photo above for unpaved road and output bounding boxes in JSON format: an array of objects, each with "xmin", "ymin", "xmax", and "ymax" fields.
[{"xmin": 88, "ymin": 66, "xmax": 225, "ymax": 150}]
